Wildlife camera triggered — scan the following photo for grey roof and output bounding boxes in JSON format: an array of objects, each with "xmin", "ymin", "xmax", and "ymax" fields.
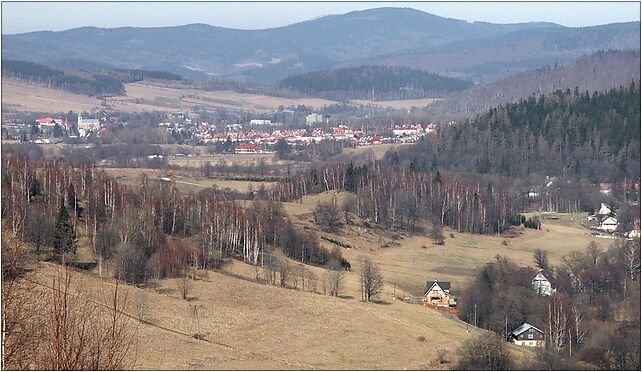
[
  {"xmin": 425, "ymin": 280, "xmax": 450, "ymax": 293},
  {"xmin": 536, "ymin": 269, "xmax": 558, "ymax": 285},
  {"xmin": 511, "ymin": 322, "xmax": 543, "ymax": 336}
]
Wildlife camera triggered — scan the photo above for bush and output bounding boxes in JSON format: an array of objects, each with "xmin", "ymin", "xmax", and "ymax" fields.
[
  {"xmin": 313, "ymin": 201, "xmax": 342, "ymax": 232},
  {"xmin": 457, "ymin": 334, "xmax": 512, "ymax": 370},
  {"xmin": 524, "ymin": 216, "xmax": 541, "ymax": 229},
  {"xmin": 320, "ymin": 236, "xmax": 351, "ymax": 248},
  {"xmin": 114, "ymin": 243, "xmax": 148, "ymax": 284}
]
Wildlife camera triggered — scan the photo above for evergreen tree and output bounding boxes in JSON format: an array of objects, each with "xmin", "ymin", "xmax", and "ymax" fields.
[{"xmin": 53, "ymin": 203, "xmax": 77, "ymax": 259}]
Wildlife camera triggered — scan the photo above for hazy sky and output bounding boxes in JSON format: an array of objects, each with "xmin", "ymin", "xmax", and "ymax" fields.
[{"xmin": 2, "ymin": 1, "xmax": 640, "ymax": 34}]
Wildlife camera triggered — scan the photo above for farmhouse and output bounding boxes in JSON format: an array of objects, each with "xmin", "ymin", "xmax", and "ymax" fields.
[
  {"xmin": 532, "ymin": 269, "xmax": 557, "ymax": 296},
  {"xmin": 508, "ymin": 323, "xmax": 545, "ymax": 347},
  {"xmin": 598, "ymin": 216, "xmax": 618, "ymax": 232},
  {"xmin": 423, "ymin": 280, "xmax": 456, "ymax": 308},
  {"xmin": 589, "ymin": 203, "xmax": 613, "ymax": 221}
]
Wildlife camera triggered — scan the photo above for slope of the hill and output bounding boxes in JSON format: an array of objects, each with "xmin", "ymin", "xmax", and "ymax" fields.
[
  {"xmin": 28, "ymin": 261, "xmax": 485, "ymax": 370},
  {"xmin": 1, "ymin": 59, "xmax": 185, "ymax": 97},
  {"xmin": 389, "ymin": 82, "xmax": 641, "ymax": 183},
  {"xmin": 279, "ymin": 65, "xmax": 473, "ymax": 100},
  {"xmin": 430, "ymin": 49, "xmax": 641, "ymax": 118}
]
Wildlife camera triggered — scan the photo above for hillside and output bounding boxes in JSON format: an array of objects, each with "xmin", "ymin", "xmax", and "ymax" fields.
[
  {"xmin": 388, "ymin": 82, "xmax": 641, "ymax": 183},
  {"xmin": 430, "ymin": 49, "xmax": 641, "ymax": 118},
  {"xmin": 1, "ymin": 59, "xmax": 184, "ymax": 98},
  {"xmin": 24, "ymin": 259, "xmax": 484, "ymax": 370},
  {"xmin": 2, "ymin": 7, "xmax": 638, "ymax": 83},
  {"xmin": 279, "ymin": 65, "xmax": 473, "ymax": 100},
  {"xmin": 1, "ymin": 59, "xmax": 125, "ymax": 97}
]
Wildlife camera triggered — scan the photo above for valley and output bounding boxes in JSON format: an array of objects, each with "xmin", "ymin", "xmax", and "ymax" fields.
[{"xmin": 1, "ymin": 4, "xmax": 640, "ymax": 371}]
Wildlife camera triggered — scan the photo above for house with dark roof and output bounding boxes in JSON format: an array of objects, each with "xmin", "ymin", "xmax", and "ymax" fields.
[
  {"xmin": 532, "ymin": 269, "xmax": 557, "ymax": 296},
  {"xmin": 423, "ymin": 280, "xmax": 456, "ymax": 308},
  {"xmin": 508, "ymin": 322, "xmax": 545, "ymax": 347}
]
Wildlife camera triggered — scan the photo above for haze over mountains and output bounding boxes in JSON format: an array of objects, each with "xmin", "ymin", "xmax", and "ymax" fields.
[
  {"xmin": 430, "ymin": 49, "xmax": 641, "ymax": 118},
  {"xmin": 2, "ymin": 7, "xmax": 639, "ymax": 83}
]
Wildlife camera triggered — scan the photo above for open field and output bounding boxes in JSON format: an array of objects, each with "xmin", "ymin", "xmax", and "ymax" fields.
[
  {"xmin": 279, "ymin": 192, "xmax": 612, "ymax": 297},
  {"xmin": 104, "ymin": 167, "xmax": 277, "ymax": 194},
  {"xmin": 2, "ymin": 79, "xmax": 339, "ymax": 114},
  {"xmin": 166, "ymin": 153, "xmax": 281, "ymax": 168},
  {"xmin": 338, "ymin": 143, "xmax": 408, "ymax": 161},
  {"xmin": 26, "ymin": 260, "xmax": 517, "ymax": 370},
  {"xmin": 2, "ymin": 80, "xmax": 103, "ymax": 113},
  {"xmin": 351, "ymin": 98, "xmax": 442, "ymax": 110},
  {"xmin": 3, "ymin": 79, "xmax": 445, "ymax": 114},
  {"xmin": 122, "ymin": 82, "xmax": 339, "ymax": 112}
]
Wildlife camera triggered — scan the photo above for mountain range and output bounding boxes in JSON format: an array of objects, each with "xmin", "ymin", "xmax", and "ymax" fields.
[
  {"xmin": 429, "ymin": 49, "xmax": 641, "ymax": 118},
  {"xmin": 2, "ymin": 7, "xmax": 640, "ymax": 83}
]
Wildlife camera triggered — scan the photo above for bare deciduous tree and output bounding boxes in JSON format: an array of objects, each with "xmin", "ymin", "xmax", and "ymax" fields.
[
  {"xmin": 359, "ymin": 257, "xmax": 384, "ymax": 302},
  {"xmin": 544, "ymin": 295, "xmax": 568, "ymax": 353},
  {"xmin": 323, "ymin": 260, "xmax": 345, "ymax": 297},
  {"xmin": 278, "ymin": 261, "xmax": 291, "ymax": 288},
  {"xmin": 39, "ymin": 267, "xmax": 136, "ymax": 370},
  {"xmin": 177, "ymin": 275, "xmax": 192, "ymax": 301},
  {"xmin": 533, "ymin": 248, "xmax": 550, "ymax": 270},
  {"xmin": 134, "ymin": 291, "xmax": 150, "ymax": 323}
]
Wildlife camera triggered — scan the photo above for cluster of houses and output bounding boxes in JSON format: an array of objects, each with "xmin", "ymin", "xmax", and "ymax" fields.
[
  {"xmin": 586, "ymin": 203, "xmax": 640, "ymax": 239},
  {"xmin": 177, "ymin": 122, "xmax": 439, "ymax": 153},
  {"xmin": 27, "ymin": 114, "xmax": 120, "ymax": 142},
  {"xmin": 419, "ymin": 268, "xmax": 562, "ymax": 349}
]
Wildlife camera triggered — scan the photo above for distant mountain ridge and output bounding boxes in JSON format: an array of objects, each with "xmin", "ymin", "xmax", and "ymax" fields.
[
  {"xmin": 429, "ymin": 49, "xmax": 641, "ymax": 118},
  {"xmin": 2, "ymin": 7, "xmax": 640, "ymax": 83}
]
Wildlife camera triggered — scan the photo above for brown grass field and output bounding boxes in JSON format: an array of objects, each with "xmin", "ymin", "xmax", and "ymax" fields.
[
  {"xmin": 14, "ymin": 188, "xmax": 597, "ymax": 369},
  {"xmin": 166, "ymin": 153, "xmax": 281, "ymax": 168},
  {"xmin": 338, "ymin": 143, "xmax": 409, "ymax": 161},
  {"xmin": 2, "ymin": 80, "xmax": 103, "ymax": 112},
  {"xmin": 104, "ymin": 167, "xmax": 276, "ymax": 194},
  {"xmin": 3, "ymin": 79, "xmax": 445, "ymax": 115},
  {"xmin": 2, "ymin": 80, "xmax": 339, "ymax": 114},
  {"xmin": 25, "ymin": 257, "xmax": 536, "ymax": 370},
  {"xmin": 278, "ymin": 191, "xmax": 611, "ymax": 297}
]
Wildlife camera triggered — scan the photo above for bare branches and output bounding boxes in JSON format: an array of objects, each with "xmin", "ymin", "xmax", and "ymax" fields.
[
  {"xmin": 323, "ymin": 260, "xmax": 345, "ymax": 297},
  {"xmin": 359, "ymin": 257, "xmax": 384, "ymax": 302},
  {"xmin": 177, "ymin": 275, "xmax": 193, "ymax": 301},
  {"xmin": 38, "ymin": 267, "xmax": 136, "ymax": 370}
]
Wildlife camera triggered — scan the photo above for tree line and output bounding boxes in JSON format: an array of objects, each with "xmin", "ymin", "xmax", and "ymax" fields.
[
  {"xmin": 1, "ymin": 151, "xmax": 342, "ymax": 285},
  {"xmin": 272, "ymin": 161, "xmax": 523, "ymax": 235}
]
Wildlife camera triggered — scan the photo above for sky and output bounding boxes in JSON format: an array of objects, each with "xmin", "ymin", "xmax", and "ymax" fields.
[{"xmin": 1, "ymin": 1, "xmax": 640, "ymax": 34}]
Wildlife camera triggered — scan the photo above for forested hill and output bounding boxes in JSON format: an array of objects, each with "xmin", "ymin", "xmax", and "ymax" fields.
[
  {"xmin": 429, "ymin": 49, "xmax": 641, "ymax": 118},
  {"xmin": 386, "ymin": 82, "xmax": 641, "ymax": 183},
  {"xmin": 1, "ymin": 60, "xmax": 183, "ymax": 97},
  {"xmin": 279, "ymin": 65, "xmax": 473, "ymax": 100}
]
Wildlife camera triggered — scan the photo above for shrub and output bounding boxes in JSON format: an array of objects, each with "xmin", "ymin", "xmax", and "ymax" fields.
[{"xmin": 457, "ymin": 334, "xmax": 512, "ymax": 370}]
